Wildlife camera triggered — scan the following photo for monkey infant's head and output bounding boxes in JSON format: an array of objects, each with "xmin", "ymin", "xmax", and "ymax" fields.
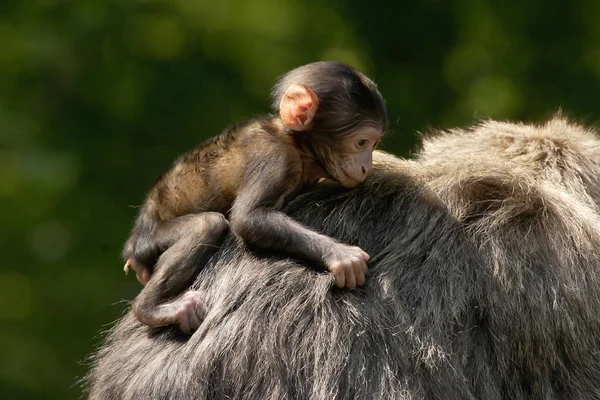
[{"xmin": 272, "ymin": 61, "xmax": 387, "ymax": 188}]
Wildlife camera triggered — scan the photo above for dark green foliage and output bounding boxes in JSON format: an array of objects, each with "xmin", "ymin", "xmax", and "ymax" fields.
[{"xmin": 2, "ymin": 1, "xmax": 600, "ymax": 398}]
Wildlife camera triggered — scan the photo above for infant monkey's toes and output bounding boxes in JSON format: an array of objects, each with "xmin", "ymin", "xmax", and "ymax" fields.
[
  {"xmin": 172, "ymin": 290, "xmax": 208, "ymax": 334},
  {"xmin": 124, "ymin": 258, "xmax": 151, "ymax": 285}
]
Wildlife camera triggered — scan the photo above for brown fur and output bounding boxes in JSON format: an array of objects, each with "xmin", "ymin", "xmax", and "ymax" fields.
[
  {"xmin": 145, "ymin": 118, "xmax": 297, "ymax": 220},
  {"xmin": 123, "ymin": 62, "xmax": 387, "ymax": 332}
]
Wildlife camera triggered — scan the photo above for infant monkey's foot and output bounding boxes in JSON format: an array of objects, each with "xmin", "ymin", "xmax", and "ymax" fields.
[
  {"xmin": 158, "ymin": 290, "xmax": 207, "ymax": 334},
  {"xmin": 124, "ymin": 258, "xmax": 151, "ymax": 285}
]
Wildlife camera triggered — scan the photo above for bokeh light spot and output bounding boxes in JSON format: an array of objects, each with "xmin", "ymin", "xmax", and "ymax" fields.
[{"xmin": 29, "ymin": 221, "xmax": 71, "ymax": 263}]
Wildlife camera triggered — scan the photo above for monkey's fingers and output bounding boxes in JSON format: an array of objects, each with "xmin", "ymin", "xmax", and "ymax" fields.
[
  {"xmin": 179, "ymin": 315, "xmax": 192, "ymax": 335},
  {"xmin": 361, "ymin": 257, "xmax": 369, "ymax": 275},
  {"xmin": 168, "ymin": 291, "xmax": 207, "ymax": 334},
  {"xmin": 186, "ymin": 293, "xmax": 206, "ymax": 333},
  {"xmin": 354, "ymin": 260, "xmax": 367, "ymax": 287},
  {"xmin": 187, "ymin": 313, "xmax": 200, "ymax": 334},
  {"xmin": 333, "ymin": 268, "xmax": 346, "ymax": 289},
  {"xmin": 359, "ymin": 251, "xmax": 370, "ymax": 276},
  {"xmin": 345, "ymin": 262, "xmax": 357, "ymax": 290},
  {"xmin": 361, "ymin": 250, "xmax": 370, "ymax": 262}
]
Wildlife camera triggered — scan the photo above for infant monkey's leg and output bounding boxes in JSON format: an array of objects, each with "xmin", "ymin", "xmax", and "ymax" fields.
[{"xmin": 132, "ymin": 212, "xmax": 229, "ymax": 334}]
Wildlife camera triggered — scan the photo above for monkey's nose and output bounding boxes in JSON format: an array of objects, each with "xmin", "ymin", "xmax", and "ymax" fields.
[{"xmin": 362, "ymin": 165, "xmax": 371, "ymax": 176}]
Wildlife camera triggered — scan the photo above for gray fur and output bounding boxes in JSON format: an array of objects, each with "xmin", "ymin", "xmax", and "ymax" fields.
[{"xmin": 84, "ymin": 117, "xmax": 600, "ymax": 399}]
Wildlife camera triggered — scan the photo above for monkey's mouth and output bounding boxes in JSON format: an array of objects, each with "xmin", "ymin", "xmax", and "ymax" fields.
[
  {"xmin": 324, "ymin": 164, "xmax": 362, "ymax": 188},
  {"xmin": 338, "ymin": 172, "xmax": 362, "ymax": 188}
]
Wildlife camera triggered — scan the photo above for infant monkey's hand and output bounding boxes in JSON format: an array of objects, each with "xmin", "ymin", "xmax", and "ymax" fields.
[{"xmin": 323, "ymin": 244, "xmax": 369, "ymax": 289}]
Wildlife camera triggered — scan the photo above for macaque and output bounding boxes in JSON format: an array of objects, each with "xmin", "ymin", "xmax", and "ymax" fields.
[{"xmin": 123, "ymin": 61, "xmax": 387, "ymax": 333}]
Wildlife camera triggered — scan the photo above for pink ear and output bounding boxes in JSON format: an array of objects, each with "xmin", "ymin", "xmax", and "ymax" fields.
[{"xmin": 279, "ymin": 83, "xmax": 319, "ymax": 131}]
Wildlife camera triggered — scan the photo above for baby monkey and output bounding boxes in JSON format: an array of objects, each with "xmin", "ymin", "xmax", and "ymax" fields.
[{"xmin": 123, "ymin": 61, "xmax": 387, "ymax": 333}]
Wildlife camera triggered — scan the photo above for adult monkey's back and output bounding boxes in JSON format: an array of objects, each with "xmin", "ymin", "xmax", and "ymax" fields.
[{"xmin": 85, "ymin": 117, "xmax": 600, "ymax": 400}]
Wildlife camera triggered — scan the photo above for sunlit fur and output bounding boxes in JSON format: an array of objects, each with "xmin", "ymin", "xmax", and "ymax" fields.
[{"xmin": 86, "ymin": 116, "xmax": 600, "ymax": 399}]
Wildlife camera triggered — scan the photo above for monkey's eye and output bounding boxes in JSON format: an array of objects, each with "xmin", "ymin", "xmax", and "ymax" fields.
[{"xmin": 357, "ymin": 139, "xmax": 368, "ymax": 148}]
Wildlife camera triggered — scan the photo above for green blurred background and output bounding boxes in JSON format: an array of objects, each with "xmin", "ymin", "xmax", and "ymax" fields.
[{"xmin": 2, "ymin": 0, "xmax": 600, "ymax": 398}]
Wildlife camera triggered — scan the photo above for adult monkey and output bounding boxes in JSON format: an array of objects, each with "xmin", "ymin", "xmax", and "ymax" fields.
[{"xmin": 85, "ymin": 117, "xmax": 600, "ymax": 399}]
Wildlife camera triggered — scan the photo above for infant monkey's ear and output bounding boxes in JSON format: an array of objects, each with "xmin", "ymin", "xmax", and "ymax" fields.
[{"xmin": 279, "ymin": 83, "xmax": 319, "ymax": 131}]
